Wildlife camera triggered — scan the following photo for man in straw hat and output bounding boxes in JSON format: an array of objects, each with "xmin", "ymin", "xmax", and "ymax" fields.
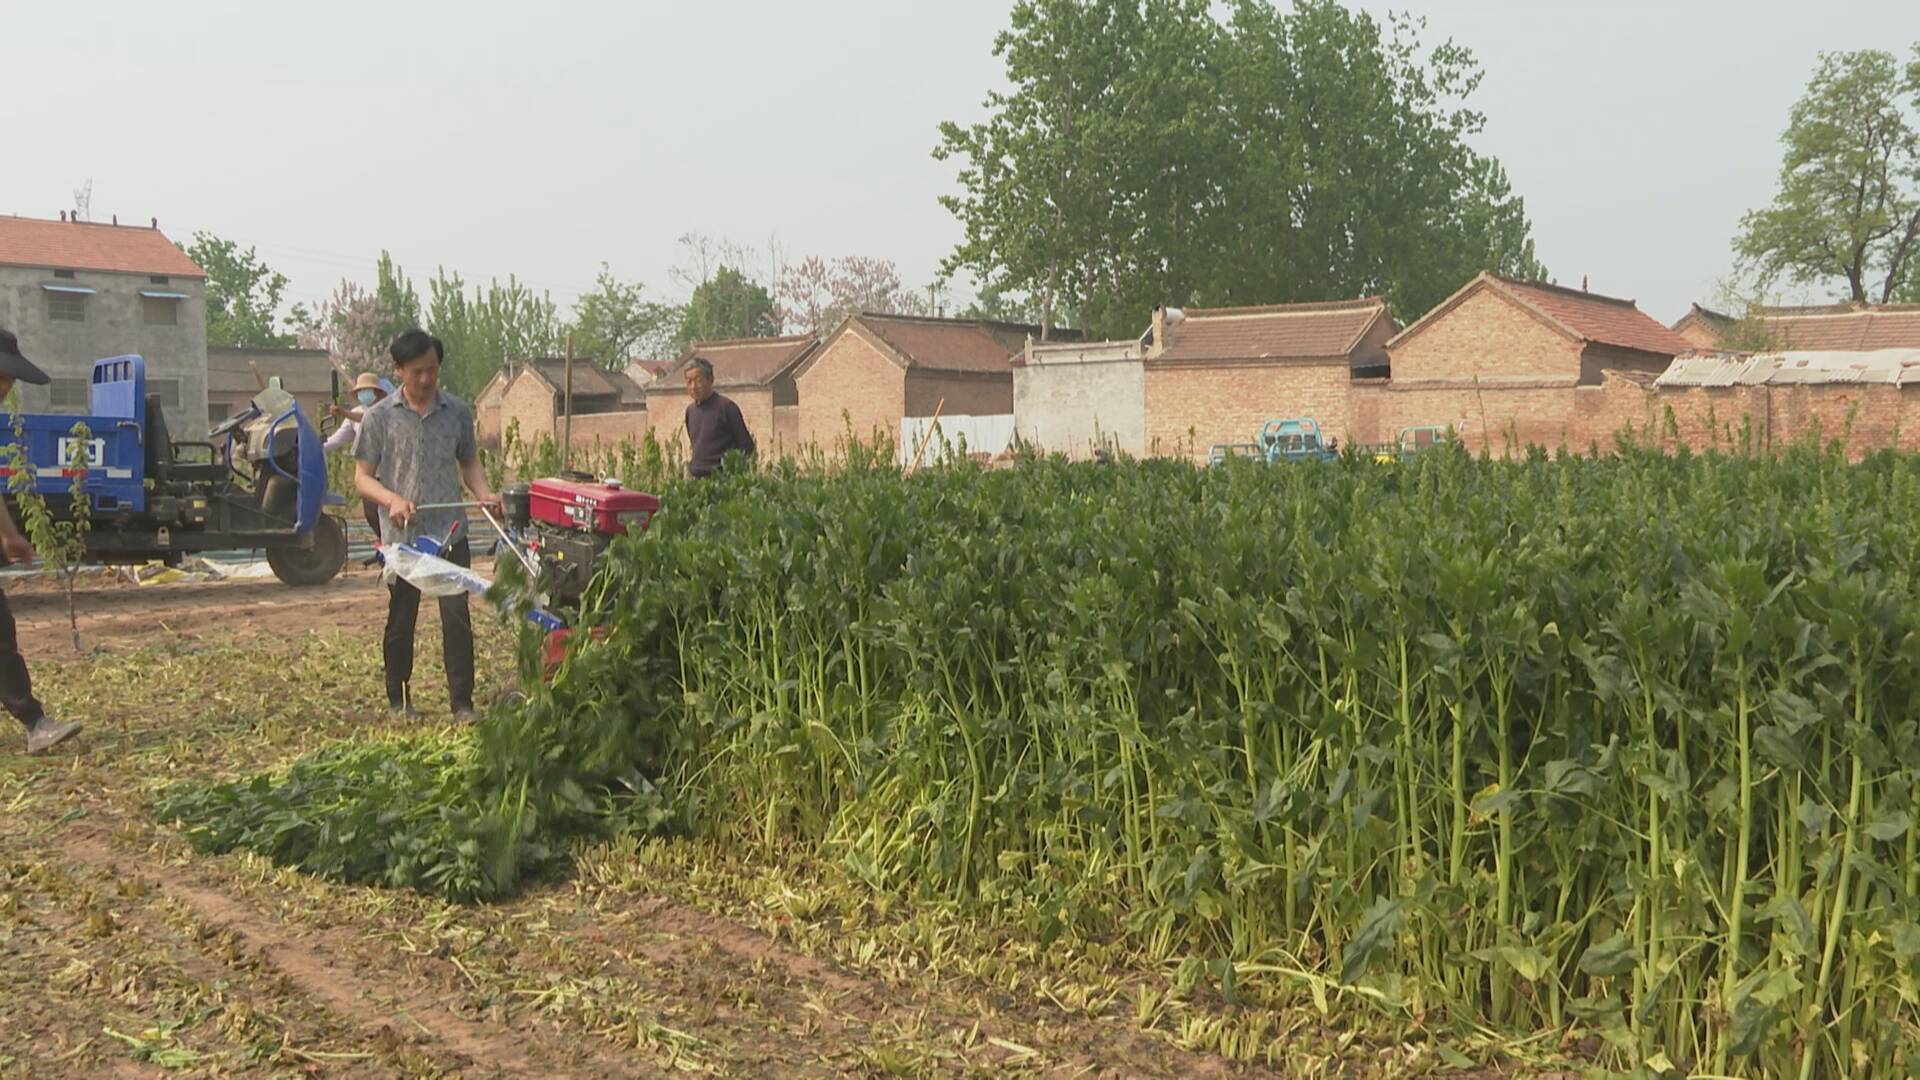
[{"xmin": 0, "ymin": 328, "xmax": 81, "ymax": 754}]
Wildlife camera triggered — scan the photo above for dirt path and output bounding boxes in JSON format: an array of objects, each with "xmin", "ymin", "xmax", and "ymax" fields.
[
  {"xmin": 60, "ymin": 831, "xmax": 649, "ymax": 1079},
  {"xmin": 6, "ymin": 559, "xmax": 495, "ymax": 655}
]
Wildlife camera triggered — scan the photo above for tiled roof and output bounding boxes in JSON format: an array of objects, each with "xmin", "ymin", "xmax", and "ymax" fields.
[
  {"xmin": 1756, "ymin": 304, "xmax": 1920, "ymax": 351},
  {"xmin": 523, "ymin": 359, "xmax": 622, "ymax": 398},
  {"xmin": 1657, "ymin": 349, "xmax": 1920, "ymax": 388},
  {"xmin": 1494, "ymin": 276, "xmax": 1692, "ymax": 356},
  {"xmin": 663, "ymin": 335, "xmax": 820, "ymax": 388},
  {"xmin": 1154, "ymin": 298, "xmax": 1389, "ymax": 362},
  {"xmin": 0, "ymin": 215, "xmax": 205, "ymax": 278},
  {"xmin": 1673, "ymin": 304, "xmax": 1735, "ymax": 334},
  {"xmin": 858, "ymin": 314, "xmax": 1067, "ymax": 374},
  {"xmin": 1389, "ymin": 273, "xmax": 1689, "ymax": 357}
]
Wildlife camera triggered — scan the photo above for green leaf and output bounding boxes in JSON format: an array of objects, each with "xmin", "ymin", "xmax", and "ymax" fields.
[
  {"xmin": 1866, "ymin": 811, "xmax": 1910, "ymax": 842},
  {"xmin": 1578, "ymin": 933, "xmax": 1637, "ymax": 978},
  {"xmin": 1493, "ymin": 945, "xmax": 1555, "ymax": 984},
  {"xmin": 1340, "ymin": 897, "xmax": 1406, "ymax": 985},
  {"xmin": 1797, "ymin": 799, "xmax": 1834, "ymax": 837}
]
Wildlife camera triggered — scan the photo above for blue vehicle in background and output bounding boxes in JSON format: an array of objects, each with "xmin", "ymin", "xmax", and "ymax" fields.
[{"xmin": 1, "ymin": 355, "xmax": 347, "ymax": 586}]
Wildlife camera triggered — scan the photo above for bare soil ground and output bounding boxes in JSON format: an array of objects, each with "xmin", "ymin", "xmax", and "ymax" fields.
[{"xmin": 0, "ymin": 574, "xmax": 1534, "ymax": 1078}]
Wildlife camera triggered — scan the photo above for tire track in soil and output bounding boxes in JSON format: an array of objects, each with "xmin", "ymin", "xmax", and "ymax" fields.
[{"xmin": 62, "ymin": 833, "xmax": 649, "ymax": 1079}]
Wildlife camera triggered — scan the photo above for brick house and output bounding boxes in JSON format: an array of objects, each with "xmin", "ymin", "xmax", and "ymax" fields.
[
  {"xmin": 647, "ymin": 335, "xmax": 820, "ymax": 456},
  {"xmin": 0, "ymin": 214, "xmax": 210, "ymax": 433},
  {"xmin": 1672, "ymin": 304, "xmax": 1736, "ymax": 351},
  {"xmin": 1356, "ymin": 273, "xmax": 1691, "ymax": 453},
  {"xmin": 208, "ymin": 346, "xmax": 337, "ymax": 424},
  {"xmin": 794, "ymin": 313, "xmax": 1072, "ymax": 453},
  {"xmin": 1140, "ymin": 298, "xmax": 1396, "ymax": 460},
  {"xmin": 475, "ymin": 359, "xmax": 646, "ymax": 447}
]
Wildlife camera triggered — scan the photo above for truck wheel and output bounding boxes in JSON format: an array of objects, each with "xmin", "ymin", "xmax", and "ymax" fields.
[{"xmin": 267, "ymin": 514, "xmax": 347, "ymax": 587}]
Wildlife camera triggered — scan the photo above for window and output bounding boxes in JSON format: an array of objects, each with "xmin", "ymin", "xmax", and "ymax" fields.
[
  {"xmin": 149, "ymin": 275, "xmax": 169, "ymax": 285},
  {"xmin": 52, "ymin": 269, "xmax": 75, "ymax": 280},
  {"xmin": 49, "ymin": 378, "xmax": 88, "ymax": 411},
  {"xmin": 47, "ymin": 291, "xmax": 86, "ymax": 322},
  {"xmin": 149, "ymin": 379, "xmax": 183, "ymax": 410},
  {"xmin": 208, "ymin": 403, "xmax": 229, "ymax": 423},
  {"xmin": 142, "ymin": 295, "xmax": 178, "ymax": 326}
]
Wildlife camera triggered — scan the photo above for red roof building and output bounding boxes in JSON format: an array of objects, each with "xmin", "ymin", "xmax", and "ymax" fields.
[
  {"xmin": 0, "ymin": 215, "xmax": 205, "ymax": 278},
  {"xmin": 1387, "ymin": 272, "xmax": 1689, "ymax": 385}
]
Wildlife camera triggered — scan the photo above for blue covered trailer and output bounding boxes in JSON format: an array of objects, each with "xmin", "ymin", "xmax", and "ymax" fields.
[{"xmin": 1, "ymin": 355, "xmax": 347, "ymax": 586}]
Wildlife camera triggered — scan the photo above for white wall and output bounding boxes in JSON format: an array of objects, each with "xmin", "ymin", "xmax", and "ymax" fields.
[{"xmin": 900, "ymin": 413, "xmax": 1016, "ymax": 464}]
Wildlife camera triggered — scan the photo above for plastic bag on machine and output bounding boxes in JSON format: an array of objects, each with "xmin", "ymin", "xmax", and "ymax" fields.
[{"xmin": 381, "ymin": 543, "xmax": 491, "ymax": 599}]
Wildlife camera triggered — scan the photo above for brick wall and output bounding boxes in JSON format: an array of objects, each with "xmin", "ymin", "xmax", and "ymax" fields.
[
  {"xmin": 563, "ymin": 409, "xmax": 648, "ymax": 447},
  {"xmin": 1351, "ymin": 378, "xmax": 1581, "ymax": 455},
  {"xmin": 647, "ymin": 385, "xmax": 776, "ymax": 455},
  {"xmin": 1674, "ymin": 319, "xmax": 1724, "ymax": 352},
  {"xmin": 774, "ymin": 405, "xmax": 800, "ymax": 457},
  {"xmin": 1390, "ymin": 287, "xmax": 1583, "ymax": 383},
  {"xmin": 1351, "ymin": 375, "xmax": 1920, "ymax": 460},
  {"xmin": 796, "ymin": 330, "xmax": 906, "ymax": 453},
  {"xmin": 501, "ymin": 375, "xmax": 557, "ymax": 446},
  {"xmin": 476, "ymin": 393, "xmax": 504, "ymax": 445},
  {"xmin": 1144, "ymin": 360, "xmax": 1351, "ymax": 462}
]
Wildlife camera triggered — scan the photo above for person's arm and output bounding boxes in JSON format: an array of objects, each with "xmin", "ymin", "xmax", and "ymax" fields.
[
  {"xmin": 323, "ymin": 417, "xmax": 357, "ymax": 453},
  {"xmin": 729, "ymin": 401, "xmax": 756, "ymax": 458},
  {"xmin": 0, "ymin": 497, "xmax": 33, "ymax": 565}
]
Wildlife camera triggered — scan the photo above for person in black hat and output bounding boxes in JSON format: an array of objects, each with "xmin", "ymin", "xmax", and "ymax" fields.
[{"xmin": 0, "ymin": 328, "xmax": 82, "ymax": 754}]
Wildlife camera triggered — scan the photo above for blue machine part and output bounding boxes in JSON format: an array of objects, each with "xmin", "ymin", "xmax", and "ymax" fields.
[{"xmin": 3, "ymin": 356, "xmax": 149, "ymax": 512}]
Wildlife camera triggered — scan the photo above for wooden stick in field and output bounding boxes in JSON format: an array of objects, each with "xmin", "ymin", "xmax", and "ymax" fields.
[{"xmin": 908, "ymin": 397, "xmax": 946, "ymax": 474}]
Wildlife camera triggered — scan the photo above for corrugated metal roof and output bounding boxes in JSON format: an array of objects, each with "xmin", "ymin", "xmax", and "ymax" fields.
[{"xmin": 1656, "ymin": 349, "xmax": 1920, "ymax": 388}]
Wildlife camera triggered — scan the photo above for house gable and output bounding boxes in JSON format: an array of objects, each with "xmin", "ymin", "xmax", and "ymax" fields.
[{"xmin": 1388, "ymin": 281, "xmax": 1585, "ymax": 383}]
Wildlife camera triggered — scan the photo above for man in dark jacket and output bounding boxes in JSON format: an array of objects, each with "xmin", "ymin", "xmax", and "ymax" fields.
[
  {"xmin": 683, "ymin": 358, "xmax": 756, "ymax": 478},
  {"xmin": 0, "ymin": 329, "xmax": 81, "ymax": 754}
]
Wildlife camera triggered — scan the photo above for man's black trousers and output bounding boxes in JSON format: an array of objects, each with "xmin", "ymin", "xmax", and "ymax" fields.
[
  {"xmin": 384, "ymin": 538, "xmax": 474, "ymax": 711},
  {"xmin": 0, "ymin": 590, "xmax": 42, "ymax": 730}
]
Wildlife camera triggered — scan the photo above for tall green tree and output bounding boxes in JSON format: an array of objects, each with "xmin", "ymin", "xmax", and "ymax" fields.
[
  {"xmin": 934, "ymin": 0, "xmax": 1544, "ymax": 339},
  {"xmin": 571, "ymin": 265, "xmax": 684, "ymax": 371},
  {"xmin": 374, "ymin": 252, "xmax": 423, "ymax": 343},
  {"xmin": 1736, "ymin": 46, "xmax": 1920, "ymax": 305},
  {"xmin": 187, "ymin": 233, "xmax": 294, "ymax": 347},
  {"xmin": 676, "ymin": 265, "xmax": 777, "ymax": 347},
  {"xmin": 427, "ymin": 270, "xmax": 562, "ymax": 396}
]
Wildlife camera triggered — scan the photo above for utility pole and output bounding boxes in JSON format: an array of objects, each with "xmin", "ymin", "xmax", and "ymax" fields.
[{"xmin": 562, "ymin": 332, "xmax": 574, "ymax": 470}]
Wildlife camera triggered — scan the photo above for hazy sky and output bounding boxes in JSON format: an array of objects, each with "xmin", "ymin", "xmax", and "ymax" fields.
[{"xmin": 6, "ymin": 1, "xmax": 1917, "ymax": 333}]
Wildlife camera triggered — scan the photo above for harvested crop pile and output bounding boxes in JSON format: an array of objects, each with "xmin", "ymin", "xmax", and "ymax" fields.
[{"xmin": 164, "ymin": 445, "xmax": 1920, "ymax": 1074}]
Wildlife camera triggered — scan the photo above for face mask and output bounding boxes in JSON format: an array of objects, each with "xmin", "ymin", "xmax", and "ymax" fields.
[{"xmin": 356, "ymin": 389, "xmax": 379, "ymax": 406}]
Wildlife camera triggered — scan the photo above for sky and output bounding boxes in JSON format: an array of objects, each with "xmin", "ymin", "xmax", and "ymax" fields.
[{"xmin": 4, "ymin": 0, "xmax": 1917, "ymax": 333}]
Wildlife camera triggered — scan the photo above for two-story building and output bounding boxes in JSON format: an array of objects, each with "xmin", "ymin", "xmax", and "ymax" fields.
[{"xmin": 0, "ymin": 214, "xmax": 210, "ymax": 434}]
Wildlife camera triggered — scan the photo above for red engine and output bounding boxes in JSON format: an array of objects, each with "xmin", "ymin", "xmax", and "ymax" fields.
[
  {"xmin": 503, "ymin": 474, "xmax": 657, "ymax": 592},
  {"xmin": 503, "ymin": 475, "xmax": 660, "ymax": 682},
  {"xmin": 525, "ymin": 476, "xmax": 659, "ymax": 536}
]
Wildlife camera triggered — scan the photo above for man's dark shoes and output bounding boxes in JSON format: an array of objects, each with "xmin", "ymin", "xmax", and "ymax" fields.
[{"xmin": 25, "ymin": 716, "xmax": 81, "ymax": 755}]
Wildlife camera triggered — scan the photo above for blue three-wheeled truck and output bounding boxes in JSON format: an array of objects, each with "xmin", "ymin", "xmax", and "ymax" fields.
[{"xmin": 1, "ymin": 355, "xmax": 348, "ymax": 586}]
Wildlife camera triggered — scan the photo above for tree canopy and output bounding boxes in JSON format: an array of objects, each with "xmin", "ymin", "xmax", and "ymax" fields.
[
  {"xmin": 934, "ymin": 0, "xmax": 1545, "ymax": 339},
  {"xmin": 187, "ymin": 233, "xmax": 294, "ymax": 348},
  {"xmin": 1736, "ymin": 46, "xmax": 1920, "ymax": 305},
  {"xmin": 677, "ymin": 265, "xmax": 778, "ymax": 347}
]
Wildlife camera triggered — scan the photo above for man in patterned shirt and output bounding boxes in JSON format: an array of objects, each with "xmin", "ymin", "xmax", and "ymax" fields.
[{"xmin": 353, "ymin": 330, "xmax": 498, "ymax": 721}]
